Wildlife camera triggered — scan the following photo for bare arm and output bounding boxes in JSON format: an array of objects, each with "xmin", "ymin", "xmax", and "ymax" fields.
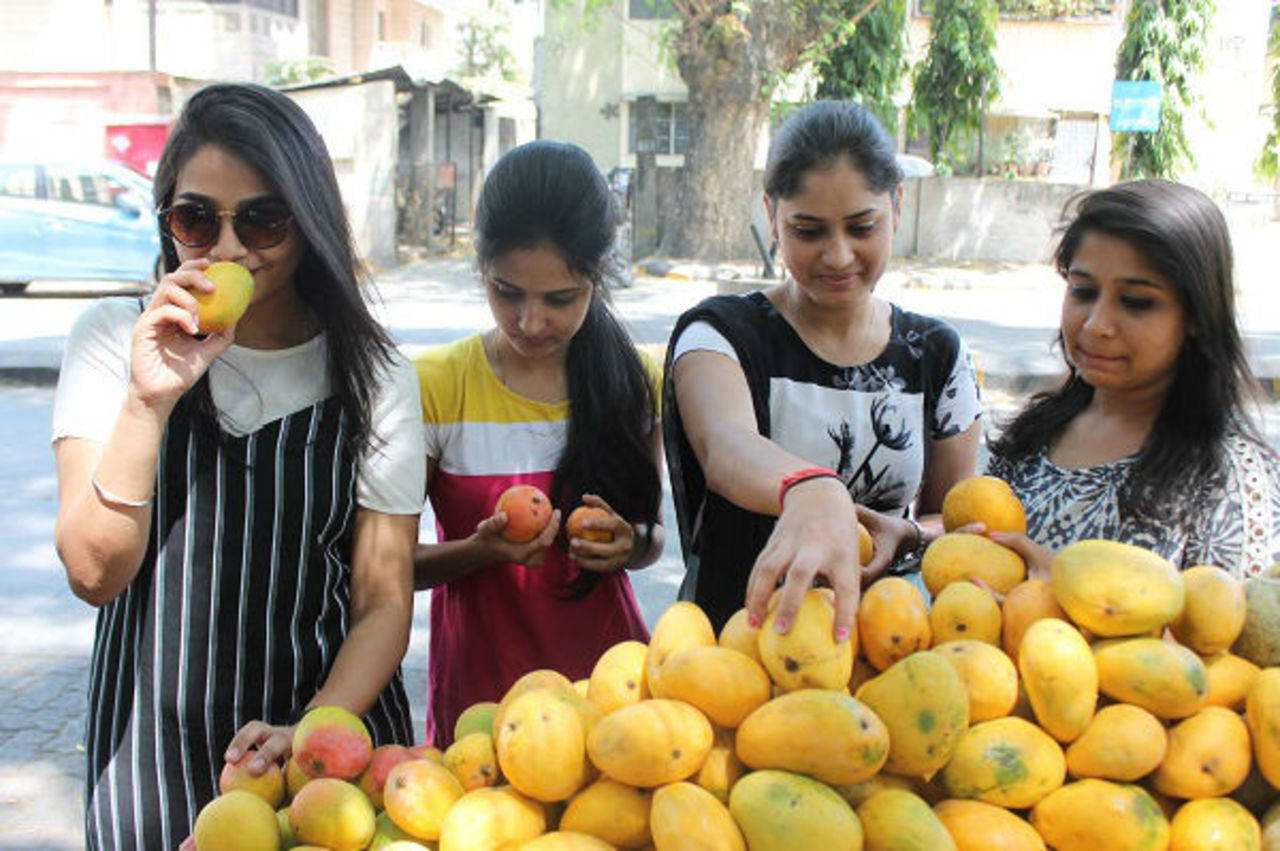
[
  {"xmin": 55, "ymin": 261, "xmax": 228, "ymax": 606},
  {"xmin": 915, "ymin": 419, "xmax": 983, "ymax": 538},
  {"xmin": 673, "ymin": 350, "xmax": 861, "ymax": 640}
]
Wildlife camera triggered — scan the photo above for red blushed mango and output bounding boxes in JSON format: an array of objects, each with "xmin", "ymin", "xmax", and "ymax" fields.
[
  {"xmin": 219, "ymin": 752, "xmax": 285, "ymax": 809},
  {"xmin": 292, "ymin": 705, "xmax": 373, "ymax": 780},
  {"xmin": 357, "ymin": 743, "xmax": 415, "ymax": 809},
  {"xmin": 567, "ymin": 506, "xmax": 613, "ymax": 543},
  {"xmin": 496, "ymin": 484, "xmax": 554, "ymax": 543}
]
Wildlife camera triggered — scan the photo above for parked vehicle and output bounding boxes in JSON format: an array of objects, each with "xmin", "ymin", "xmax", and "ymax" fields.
[{"xmin": 0, "ymin": 160, "xmax": 161, "ymax": 294}]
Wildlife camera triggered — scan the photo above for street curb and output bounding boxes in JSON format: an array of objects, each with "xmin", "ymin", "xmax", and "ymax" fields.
[{"xmin": 0, "ymin": 367, "xmax": 59, "ymax": 388}]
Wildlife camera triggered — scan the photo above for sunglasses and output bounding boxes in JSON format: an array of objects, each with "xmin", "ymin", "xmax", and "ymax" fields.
[{"xmin": 158, "ymin": 198, "xmax": 294, "ymax": 250}]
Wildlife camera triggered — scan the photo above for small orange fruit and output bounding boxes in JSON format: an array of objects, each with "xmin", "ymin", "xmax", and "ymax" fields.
[
  {"xmin": 495, "ymin": 484, "xmax": 554, "ymax": 543},
  {"xmin": 567, "ymin": 505, "xmax": 613, "ymax": 543}
]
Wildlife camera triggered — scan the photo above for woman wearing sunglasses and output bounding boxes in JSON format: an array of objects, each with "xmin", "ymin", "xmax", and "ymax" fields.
[{"xmin": 51, "ymin": 83, "xmax": 424, "ymax": 849}]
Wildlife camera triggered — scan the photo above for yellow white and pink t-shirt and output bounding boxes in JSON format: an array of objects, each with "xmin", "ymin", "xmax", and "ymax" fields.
[{"xmin": 416, "ymin": 334, "xmax": 649, "ymax": 745}]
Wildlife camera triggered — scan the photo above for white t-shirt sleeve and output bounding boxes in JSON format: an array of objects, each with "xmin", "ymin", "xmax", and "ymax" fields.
[
  {"xmin": 670, "ymin": 320, "xmax": 739, "ymax": 365},
  {"xmin": 357, "ymin": 351, "xmax": 426, "ymax": 515},
  {"xmin": 51, "ymin": 298, "xmax": 138, "ymax": 444}
]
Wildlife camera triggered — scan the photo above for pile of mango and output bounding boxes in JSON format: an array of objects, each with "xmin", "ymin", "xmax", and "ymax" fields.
[{"xmin": 192, "ymin": 475, "xmax": 1280, "ymax": 850}]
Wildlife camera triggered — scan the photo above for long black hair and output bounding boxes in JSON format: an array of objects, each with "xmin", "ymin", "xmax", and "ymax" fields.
[
  {"xmin": 764, "ymin": 100, "xmax": 903, "ymax": 201},
  {"xmin": 475, "ymin": 140, "xmax": 661, "ymax": 596},
  {"xmin": 152, "ymin": 82, "xmax": 395, "ymax": 453},
  {"xmin": 991, "ymin": 179, "xmax": 1265, "ymax": 523}
]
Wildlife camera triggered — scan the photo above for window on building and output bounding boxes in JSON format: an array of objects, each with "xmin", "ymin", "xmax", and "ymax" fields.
[
  {"xmin": 627, "ymin": 101, "xmax": 689, "ymax": 156},
  {"xmin": 420, "ymin": 21, "xmax": 431, "ymax": 46},
  {"xmin": 377, "ymin": 11, "xmax": 386, "ymax": 40},
  {"xmin": 628, "ymin": 0, "xmax": 677, "ymax": 19}
]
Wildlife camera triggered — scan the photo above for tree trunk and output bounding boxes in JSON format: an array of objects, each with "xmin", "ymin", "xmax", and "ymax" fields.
[{"xmin": 659, "ymin": 62, "xmax": 770, "ymax": 260}]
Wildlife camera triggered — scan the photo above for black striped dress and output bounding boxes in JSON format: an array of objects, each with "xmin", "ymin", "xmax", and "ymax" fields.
[{"xmin": 84, "ymin": 392, "xmax": 414, "ymax": 850}]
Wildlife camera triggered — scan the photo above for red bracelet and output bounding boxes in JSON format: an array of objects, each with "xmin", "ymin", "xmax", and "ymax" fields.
[{"xmin": 778, "ymin": 466, "xmax": 841, "ymax": 511}]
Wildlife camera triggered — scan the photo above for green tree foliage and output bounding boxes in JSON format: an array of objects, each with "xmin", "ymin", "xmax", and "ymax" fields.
[
  {"xmin": 814, "ymin": 0, "xmax": 910, "ymax": 131},
  {"xmin": 455, "ymin": 0, "xmax": 521, "ymax": 83},
  {"xmin": 1112, "ymin": 0, "xmax": 1213, "ymax": 179},
  {"xmin": 1257, "ymin": 11, "xmax": 1280, "ymax": 180},
  {"xmin": 909, "ymin": 0, "xmax": 1001, "ymax": 170},
  {"xmin": 265, "ymin": 58, "xmax": 333, "ymax": 87},
  {"xmin": 919, "ymin": 0, "xmax": 1111, "ymax": 19}
]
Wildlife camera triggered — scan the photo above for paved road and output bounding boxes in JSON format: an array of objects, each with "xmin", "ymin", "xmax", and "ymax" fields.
[{"xmin": 0, "ymin": 258, "xmax": 1276, "ymax": 848}]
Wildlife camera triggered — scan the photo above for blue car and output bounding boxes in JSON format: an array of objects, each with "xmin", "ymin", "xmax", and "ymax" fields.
[{"xmin": 0, "ymin": 161, "xmax": 161, "ymax": 294}]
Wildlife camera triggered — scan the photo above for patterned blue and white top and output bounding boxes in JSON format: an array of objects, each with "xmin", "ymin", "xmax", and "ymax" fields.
[{"xmin": 989, "ymin": 431, "xmax": 1280, "ymax": 579}]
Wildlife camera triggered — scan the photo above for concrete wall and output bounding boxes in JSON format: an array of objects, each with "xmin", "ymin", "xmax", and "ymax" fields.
[
  {"xmin": 290, "ymin": 80, "xmax": 400, "ymax": 267},
  {"xmin": 896, "ymin": 177, "xmax": 1083, "ymax": 263}
]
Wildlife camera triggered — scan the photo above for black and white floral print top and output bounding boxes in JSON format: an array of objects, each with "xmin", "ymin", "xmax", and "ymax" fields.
[{"xmin": 988, "ymin": 432, "xmax": 1280, "ymax": 579}]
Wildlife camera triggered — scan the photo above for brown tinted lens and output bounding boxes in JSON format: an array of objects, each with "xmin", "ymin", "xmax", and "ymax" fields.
[
  {"xmin": 166, "ymin": 203, "xmax": 218, "ymax": 247},
  {"xmin": 235, "ymin": 201, "xmax": 292, "ymax": 249}
]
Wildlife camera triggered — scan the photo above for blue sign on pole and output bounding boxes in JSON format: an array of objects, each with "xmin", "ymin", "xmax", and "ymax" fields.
[{"xmin": 1110, "ymin": 81, "xmax": 1163, "ymax": 133}]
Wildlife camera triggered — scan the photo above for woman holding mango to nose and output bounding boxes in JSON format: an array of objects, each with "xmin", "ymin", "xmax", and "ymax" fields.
[{"xmin": 51, "ymin": 83, "xmax": 424, "ymax": 850}]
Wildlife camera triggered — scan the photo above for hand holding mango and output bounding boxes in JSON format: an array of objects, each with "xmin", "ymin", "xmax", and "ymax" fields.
[{"xmin": 195, "ymin": 261, "xmax": 255, "ymax": 334}]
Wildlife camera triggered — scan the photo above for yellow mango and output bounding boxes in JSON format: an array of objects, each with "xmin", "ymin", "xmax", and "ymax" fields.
[
  {"xmin": 736, "ymin": 688, "xmax": 889, "ymax": 785},
  {"xmin": 933, "ymin": 640, "xmax": 1019, "ymax": 722},
  {"xmin": 454, "ymin": 701, "xmax": 499, "ymax": 742},
  {"xmin": 560, "ymin": 778, "xmax": 651, "ymax": 849},
  {"xmin": 1065, "ymin": 704, "xmax": 1168, "ymax": 782},
  {"xmin": 587, "ymin": 640, "xmax": 649, "ymax": 716},
  {"xmin": 649, "ymin": 782, "xmax": 745, "ymax": 851},
  {"xmin": 443, "ymin": 732, "xmax": 499, "ymax": 791},
  {"xmin": 521, "ymin": 833, "xmax": 615, "ymax": 851},
  {"xmin": 494, "ymin": 670, "xmax": 575, "ymax": 738},
  {"xmin": 1094, "ymin": 637, "xmax": 1209, "ymax": 719},
  {"xmin": 832, "ymin": 773, "xmax": 923, "ymax": 808},
  {"xmin": 1170, "ymin": 566, "xmax": 1247, "ymax": 655},
  {"xmin": 1018, "ymin": 618, "xmax": 1097, "ymax": 743},
  {"xmin": 1169, "ymin": 797, "xmax": 1261, "ymax": 850},
  {"xmin": 1031, "ymin": 779, "xmax": 1169, "ymax": 851},
  {"xmin": 495, "ymin": 688, "xmax": 588, "ymax": 802},
  {"xmin": 858, "ymin": 577, "xmax": 931, "ymax": 671},
  {"xmin": 1002, "ymin": 579, "xmax": 1068, "ymax": 659},
  {"xmin": 1203, "ymin": 652, "xmax": 1261, "ymax": 710},
  {"xmin": 941, "ymin": 717, "xmax": 1065, "ymax": 809},
  {"xmin": 921, "ymin": 533, "xmax": 1026, "ymax": 597},
  {"xmin": 644, "ymin": 602, "xmax": 715, "ymax": 696},
  {"xmin": 650, "ymin": 645, "xmax": 770, "ymax": 728},
  {"xmin": 1051, "ymin": 540, "xmax": 1184, "ymax": 637},
  {"xmin": 1155, "ymin": 706, "xmax": 1252, "ymax": 799},
  {"xmin": 1262, "ymin": 801, "xmax": 1280, "ymax": 850},
  {"xmin": 1247, "ymin": 668, "xmax": 1280, "ymax": 789},
  {"xmin": 729, "ymin": 769, "xmax": 863, "ymax": 851},
  {"xmin": 758, "ymin": 588, "xmax": 854, "ymax": 690},
  {"xmin": 718, "ymin": 608, "xmax": 762, "ymax": 664},
  {"xmin": 933, "ymin": 799, "xmax": 1046, "ymax": 851},
  {"xmin": 856, "ymin": 789, "xmax": 956, "ymax": 851},
  {"xmin": 437, "ymin": 786, "xmax": 545, "ymax": 851},
  {"xmin": 941, "ymin": 475, "xmax": 1027, "ymax": 534},
  {"xmin": 855, "ymin": 651, "xmax": 968, "ymax": 778},
  {"xmin": 930, "ymin": 581, "xmax": 1002, "ymax": 647},
  {"xmin": 586, "ymin": 699, "xmax": 712, "ymax": 788},
  {"xmin": 693, "ymin": 726, "xmax": 744, "ymax": 802}
]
